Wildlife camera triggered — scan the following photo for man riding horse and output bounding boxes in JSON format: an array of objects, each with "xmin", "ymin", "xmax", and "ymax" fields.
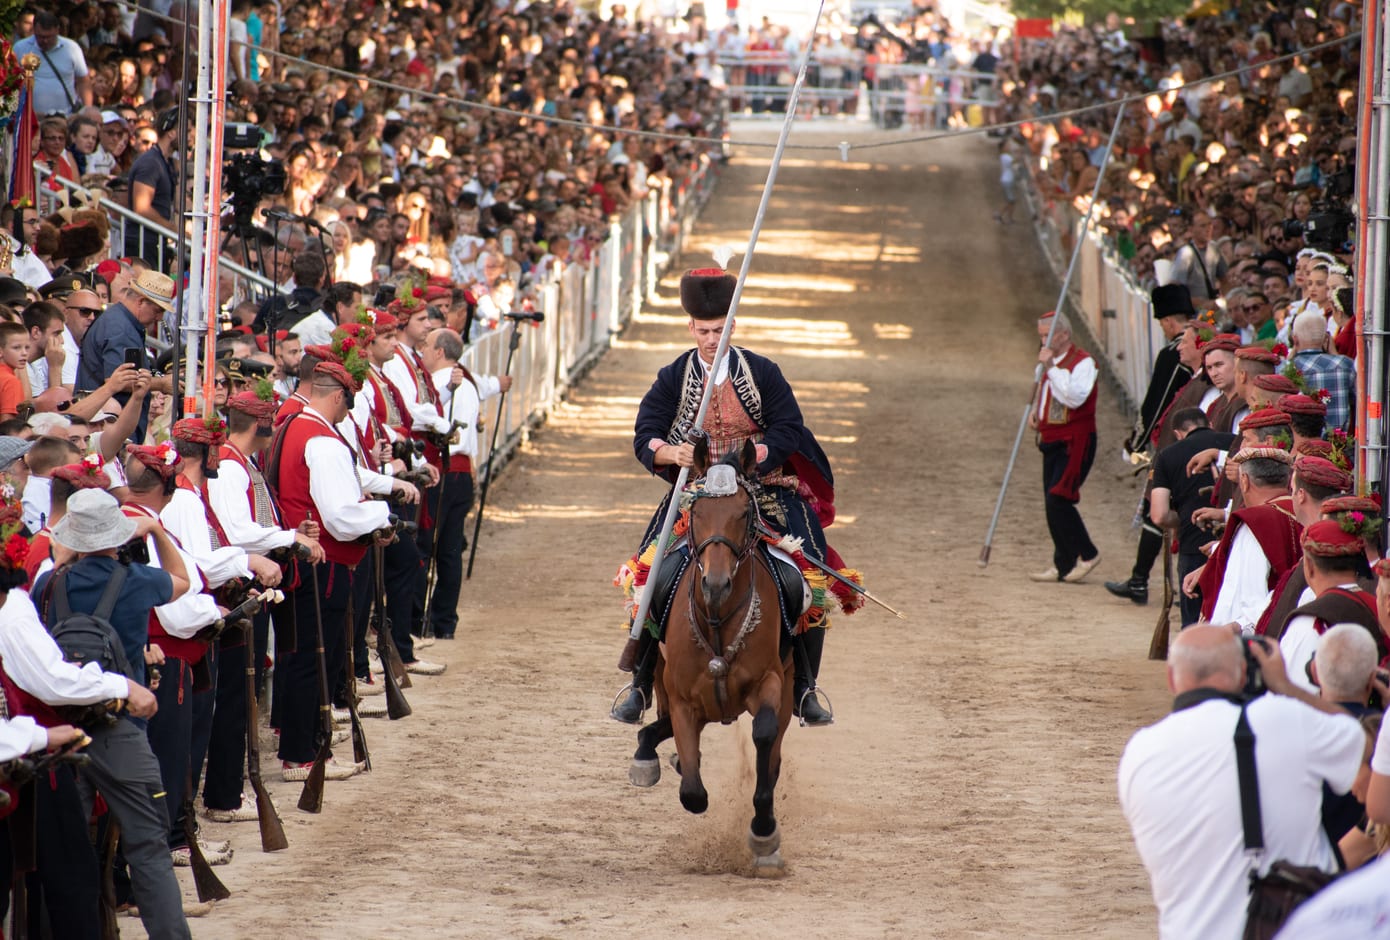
[{"xmin": 612, "ymin": 265, "xmax": 860, "ymax": 726}]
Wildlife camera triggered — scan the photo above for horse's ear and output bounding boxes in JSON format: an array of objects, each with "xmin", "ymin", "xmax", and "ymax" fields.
[
  {"xmin": 740, "ymin": 439, "xmax": 757, "ymax": 477},
  {"xmin": 692, "ymin": 433, "xmax": 710, "ymax": 475}
]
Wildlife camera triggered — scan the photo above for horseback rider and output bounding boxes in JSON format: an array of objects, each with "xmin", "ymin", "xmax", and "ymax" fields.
[{"xmin": 612, "ymin": 265, "xmax": 859, "ymax": 726}]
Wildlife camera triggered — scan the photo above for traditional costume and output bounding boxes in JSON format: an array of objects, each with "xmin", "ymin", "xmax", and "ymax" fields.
[{"xmin": 612, "ymin": 266, "xmax": 858, "ymax": 726}]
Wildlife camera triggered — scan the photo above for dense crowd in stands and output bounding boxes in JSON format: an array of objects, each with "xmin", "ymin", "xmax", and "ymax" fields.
[
  {"xmin": 998, "ymin": 3, "xmax": 1390, "ymax": 936},
  {"xmin": 0, "ymin": 1, "xmax": 726, "ymax": 934}
]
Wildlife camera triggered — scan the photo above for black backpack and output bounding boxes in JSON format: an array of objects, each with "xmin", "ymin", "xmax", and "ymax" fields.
[{"xmin": 43, "ymin": 565, "xmax": 135, "ymax": 681}]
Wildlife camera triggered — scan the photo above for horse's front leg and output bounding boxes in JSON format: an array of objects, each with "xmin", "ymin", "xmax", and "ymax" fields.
[
  {"xmin": 745, "ymin": 671, "xmax": 786, "ymax": 872},
  {"xmin": 629, "ymin": 715, "xmax": 672, "ymax": 787},
  {"xmin": 670, "ymin": 703, "xmax": 708, "ymax": 814}
]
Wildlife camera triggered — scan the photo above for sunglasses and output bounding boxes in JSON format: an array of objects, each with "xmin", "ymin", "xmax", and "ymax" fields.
[
  {"xmin": 214, "ymin": 378, "xmax": 229, "ymax": 387},
  {"xmin": 67, "ymin": 306, "xmax": 102, "ymax": 317}
]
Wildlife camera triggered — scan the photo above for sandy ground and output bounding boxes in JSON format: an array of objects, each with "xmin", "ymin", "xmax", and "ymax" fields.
[{"xmin": 157, "ymin": 128, "xmax": 1174, "ymax": 939}]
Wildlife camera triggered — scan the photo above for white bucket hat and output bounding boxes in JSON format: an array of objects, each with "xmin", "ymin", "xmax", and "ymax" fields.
[{"xmin": 51, "ymin": 489, "xmax": 137, "ymax": 553}]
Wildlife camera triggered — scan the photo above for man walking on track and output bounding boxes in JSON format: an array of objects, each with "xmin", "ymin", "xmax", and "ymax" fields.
[{"xmin": 1030, "ymin": 311, "xmax": 1101, "ymax": 584}]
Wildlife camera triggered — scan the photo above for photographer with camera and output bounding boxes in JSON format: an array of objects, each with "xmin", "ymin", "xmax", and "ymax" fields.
[
  {"xmin": 1118, "ymin": 624, "xmax": 1370, "ymax": 939},
  {"xmin": 33, "ymin": 488, "xmax": 191, "ymax": 940}
]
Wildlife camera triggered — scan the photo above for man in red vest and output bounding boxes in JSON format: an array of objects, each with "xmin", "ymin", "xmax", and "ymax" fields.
[
  {"xmin": 1028, "ymin": 311, "xmax": 1101, "ymax": 583},
  {"xmin": 268, "ymin": 360, "xmax": 391, "ymax": 781},
  {"xmin": 1186, "ymin": 446, "xmax": 1302, "ymax": 632}
]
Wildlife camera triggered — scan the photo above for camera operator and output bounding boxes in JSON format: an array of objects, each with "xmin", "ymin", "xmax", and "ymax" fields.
[
  {"xmin": 1118, "ymin": 625, "xmax": 1370, "ymax": 939},
  {"xmin": 125, "ymin": 108, "xmax": 179, "ymax": 270},
  {"xmin": 34, "ymin": 488, "xmax": 191, "ymax": 940}
]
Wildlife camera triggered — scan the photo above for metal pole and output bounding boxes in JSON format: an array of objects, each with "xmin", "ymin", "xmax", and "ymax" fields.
[
  {"xmin": 1353, "ymin": 0, "xmax": 1381, "ymax": 491},
  {"xmin": 183, "ymin": 0, "xmax": 212, "ymax": 417},
  {"xmin": 626, "ymin": 0, "xmax": 829, "ymax": 642},
  {"xmin": 169, "ymin": 2, "xmax": 196, "ymax": 421},
  {"xmin": 202, "ymin": 0, "xmax": 232, "ymax": 417},
  {"xmin": 978, "ymin": 101, "xmax": 1127, "ymax": 567},
  {"xmin": 466, "ymin": 325, "xmax": 522, "ymax": 579}
]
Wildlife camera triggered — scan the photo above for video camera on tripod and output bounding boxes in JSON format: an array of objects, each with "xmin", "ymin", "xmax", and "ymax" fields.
[{"xmin": 222, "ymin": 123, "xmax": 287, "ymax": 229}]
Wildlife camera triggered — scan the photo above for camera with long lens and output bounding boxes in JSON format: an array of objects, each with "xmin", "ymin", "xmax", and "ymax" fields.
[
  {"xmin": 1242, "ymin": 637, "xmax": 1268, "ymax": 700},
  {"xmin": 1284, "ymin": 169, "xmax": 1355, "ymax": 252}
]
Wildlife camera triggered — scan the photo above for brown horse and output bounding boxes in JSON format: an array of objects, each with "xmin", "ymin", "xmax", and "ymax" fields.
[{"xmin": 628, "ymin": 439, "xmax": 794, "ymax": 873}]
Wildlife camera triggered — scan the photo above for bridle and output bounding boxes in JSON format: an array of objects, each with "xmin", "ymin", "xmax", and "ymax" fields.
[{"xmin": 684, "ymin": 472, "xmax": 764, "ymax": 723}]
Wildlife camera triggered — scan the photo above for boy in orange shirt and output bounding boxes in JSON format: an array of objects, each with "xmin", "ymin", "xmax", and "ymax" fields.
[{"xmin": 0, "ymin": 321, "xmax": 30, "ymax": 419}]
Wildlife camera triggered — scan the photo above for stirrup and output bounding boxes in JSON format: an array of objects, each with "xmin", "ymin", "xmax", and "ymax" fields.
[
  {"xmin": 609, "ymin": 682, "xmax": 649, "ymax": 724},
  {"xmin": 795, "ymin": 686, "xmax": 834, "ymax": 727}
]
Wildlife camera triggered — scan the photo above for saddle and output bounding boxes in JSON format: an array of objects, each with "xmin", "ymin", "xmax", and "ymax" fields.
[{"xmin": 643, "ymin": 541, "xmax": 808, "ymax": 643}]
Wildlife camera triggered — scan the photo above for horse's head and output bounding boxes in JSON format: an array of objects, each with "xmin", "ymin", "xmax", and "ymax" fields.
[{"xmin": 688, "ymin": 438, "xmax": 759, "ymax": 614}]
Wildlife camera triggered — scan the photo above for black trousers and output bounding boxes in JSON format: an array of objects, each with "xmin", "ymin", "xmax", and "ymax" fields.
[
  {"xmin": 278, "ymin": 560, "xmax": 352, "ymax": 765},
  {"xmin": 0, "ymin": 767, "xmax": 101, "ymax": 937},
  {"xmin": 382, "ymin": 508, "xmax": 420, "ymax": 664},
  {"xmin": 204, "ymin": 636, "xmax": 249, "ymax": 810},
  {"xmin": 414, "ymin": 471, "xmax": 475, "ymax": 638},
  {"xmin": 1039, "ymin": 435, "xmax": 1098, "ymax": 577},
  {"xmin": 1179, "ymin": 551, "xmax": 1206, "ymax": 627},
  {"xmin": 145, "ymin": 657, "xmax": 193, "ymax": 849}
]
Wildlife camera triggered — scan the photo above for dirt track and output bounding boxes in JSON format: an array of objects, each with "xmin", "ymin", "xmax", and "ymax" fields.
[{"xmin": 170, "ymin": 129, "xmax": 1173, "ymax": 939}]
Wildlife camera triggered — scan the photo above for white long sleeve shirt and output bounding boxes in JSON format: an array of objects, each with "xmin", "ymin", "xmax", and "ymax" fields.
[
  {"xmin": 1209, "ymin": 525, "xmax": 1272, "ymax": 634},
  {"xmin": 122, "ymin": 504, "xmax": 222, "ymax": 639},
  {"xmin": 1037, "ymin": 353, "xmax": 1098, "ymax": 421},
  {"xmin": 205, "ymin": 452, "xmax": 296, "ymax": 555},
  {"xmin": 300, "ymin": 406, "xmax": 390, "ymax": 542},
  {"xmin": 0, "ymin": 588, "xmax": 129, "ymax": 706},
  {"xmin": 161, "ymin": 487, "xmax": 252, "ymax": 589},
  {"xmin": 432, "ymin": 366, "xmax": 502, "ymax": 459},
  {"xmin": 383, "ymin": 346, "xmax": 450, "ymax": 435}
]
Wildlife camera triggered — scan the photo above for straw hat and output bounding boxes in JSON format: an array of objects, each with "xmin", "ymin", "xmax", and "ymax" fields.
[
  {"xmin": 51, "ymin": 489, "xmax": 137, "ymax": 553},
  {"xmin": 130, "ymin": 270, "xmax": 176, "ymax": 312}
]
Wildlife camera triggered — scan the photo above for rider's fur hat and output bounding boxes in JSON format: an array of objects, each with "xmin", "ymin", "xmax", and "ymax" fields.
[{"xmin": 680, "ymin": 268, "xmax": 736, "ymax": 320}]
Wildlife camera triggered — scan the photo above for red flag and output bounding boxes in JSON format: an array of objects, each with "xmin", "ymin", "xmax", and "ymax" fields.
[{"xmin": 1014, "ymin": 19, "xmax": 1055, "ymax": 40}]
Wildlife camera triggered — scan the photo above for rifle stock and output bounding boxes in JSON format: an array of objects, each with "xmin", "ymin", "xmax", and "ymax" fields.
[
  {"xmin": 244, "ymin": 622, "xmax": 287, "ymax": 852},
  {"xmin": 1149, "ymin": 530, "xmax": 1174, "ymax": 661},
  {"xmin": 343, "ymin": 604, "xmax": 370, "ymax": 770},
  {"xmin": 183, "ymin": 768, "xmax": 230, "ymax": 902},
  {"xmin": 374, "ymin": 545, "xmax": 411, "ymax": 689},
  {"xmin": 372, "ymin": 545, "xmax": 412, "ymax": 718},
  {"xmin": 297, "ymin": 561, "xmax": 334, "ymax": 814}
]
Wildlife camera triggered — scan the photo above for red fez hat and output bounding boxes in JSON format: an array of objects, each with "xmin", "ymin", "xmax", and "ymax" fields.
[
  {"xmin": 679, "ymin": 268, "xmax": 736, "ymax": 321},
  {"xmin": 51, "ymin": 456, "xmax": 108, "ymax": 490},
  {"xmin": 314, "ymin": 360, "xmax": 361, "ymax": 393},
  {"xmin": 172, "ymin": 416, "xmax": 227, "ymax": 448},
  {"xmin": 1235, "ymin": 345, "xmax": 1281, "ymax": 364},
  {"xmin": 1302, "ymin": 520, "xmax": 1365, "ymax": 557},
  {"xmin": 363, "ymin": 309, "xmax": 399, "ymax": 330},
  {"xmin": 128, "ymin": 442, "xmax": 183, "ymax": 480},
  {"xmin": 303, "ymin": 344, "xmax": 339, "ymax": 364},
  {"xmin": 1322, "ymin": 494, "xmax": 1382, "ymax": 515},
  {"xmin": 1294, "ymin": 455, "xmax": 1352, "ymax": 493},
  {"xmin": 424, "ymin": 285, "xmax": 451, "ymax": 303},
  {"xmin": 1279, "ymin": 393, "xmax": 1328, "ymax": 416},
  {"xmin": 227, "ymin": 390, "xmax": 279, "ymax": 423},
  {"xmin": 1253, "ymin": 374, "xmax": 1299, "ymax": 395},
  {"xmin": 1200, "ymin": 333, "xmax": 1241, "ymax": 354},
  {"xmin": 1239, "ymin": 408, "xmax": 1291, "ymax": 432}
]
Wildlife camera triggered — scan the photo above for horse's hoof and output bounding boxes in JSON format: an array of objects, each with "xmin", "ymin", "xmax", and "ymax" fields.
[
  {"xmin": 747, "ymin": 824, "xmax": 781, "ymax": 858},
  {"xmin": 751, "ymin": 850, "xmax": 785, "ymax": 877},
  {"xmin": 628, "ymin": 758, "xmax": 660, "ymax": 788},
  {"xmin": 680, "ymin": 788, "xmax": 708, "ymax": 815}
]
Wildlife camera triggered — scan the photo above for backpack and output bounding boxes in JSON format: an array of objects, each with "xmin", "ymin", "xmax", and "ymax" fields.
[{"xmin": 44, "ymin": 565, "xmax": 135, "ymax": 681}]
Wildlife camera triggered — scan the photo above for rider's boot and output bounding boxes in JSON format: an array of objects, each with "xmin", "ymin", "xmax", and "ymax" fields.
[
  {"xmin": 793, "ymin": 627, "xmax": 833, "ymax": 726},
  {"xmin": 612, "ymin": 631, "xmax": 656, "ymax": 724}
]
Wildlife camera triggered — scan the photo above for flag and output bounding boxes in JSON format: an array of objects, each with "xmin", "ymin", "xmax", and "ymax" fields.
[
  {"xmin": 1014, "ymin": 19, "xmax": 1054, "ymax": 40},
  {"xmin": 8, "ymin": 75, "xmax": 36, "ymax": 207}
]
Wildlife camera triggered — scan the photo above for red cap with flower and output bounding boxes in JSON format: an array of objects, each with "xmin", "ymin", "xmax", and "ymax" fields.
[
  {"xmin": 1279, "ymin": 393, "xmax": 1328, "ymax": 417},
  {"xmin": 329, "ymin": 325, "xmax": 372, "ymax": 388},
  {"xmin": 52, "ymin": 454, "xmax": 110, "ymax": 491},
  {"xmin": 385, "ymin": 274, "xmax": 428, "ymax": 317},
  {"xmin": 1302, "ymin": 519, "xmax": 1366, "ymax": 557},
  {"xmin": 128, "ymin": 442, "xmax": 183, "ymax": 480}
]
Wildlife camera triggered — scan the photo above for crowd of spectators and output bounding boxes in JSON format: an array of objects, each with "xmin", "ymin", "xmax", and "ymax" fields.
[
  {"xmin": 998, "ymin": 4, "xmax": 1390, "ymax": 935},
  {"xmin": 998, "ymin": 6, "xmax": 1359, "ymax": 348},
  {"xmin": 18, "ymin": 0, "xmax": 725, "ymax": 342}
]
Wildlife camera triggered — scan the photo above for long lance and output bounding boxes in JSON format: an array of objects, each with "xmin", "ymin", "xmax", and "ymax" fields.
[
  {"xmin": 626, "ymin": 0, "xmax": 829, "ymax": 644},
  {"xmin": 754, "ymin": 520, "xmax": 904, "ymax": 619},
  {"xmin": 978, "ymin": 101, "xmax": 1128, "ymax": 568}
]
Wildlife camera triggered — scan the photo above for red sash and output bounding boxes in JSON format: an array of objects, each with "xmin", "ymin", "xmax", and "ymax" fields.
[{"xmin": 1199, "ymin": 496, "xmax": 1303, "ymax": 621}]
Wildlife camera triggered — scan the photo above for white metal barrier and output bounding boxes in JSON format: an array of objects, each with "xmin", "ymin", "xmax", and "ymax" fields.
[
  {"xmin": 463, "ymin": 156, "xmax": 720, "ymax": 477},
  {"xmin": 1022, "ymin": 164, "xmax": 1159, "ymax": 414}
]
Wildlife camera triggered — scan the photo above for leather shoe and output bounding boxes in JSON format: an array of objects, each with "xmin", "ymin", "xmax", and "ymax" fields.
[
  {"xmin": 1028, "ymin": 566, "xmax": 1060, "ymax": 582},
  {"xmin": 794, "ymin": 691, "xmax": 834, "ymax": 726},
  {"xmin": 1104, "ymin": 578, "xmax": 1149, "ymax": 605},
  {"xmin": 611, "ymin": 686, "xmax": 647, "ymax": 724},
  {"xmin": 1063, "ymin": 554, "xmax": 1101, "ymax": 584}
]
